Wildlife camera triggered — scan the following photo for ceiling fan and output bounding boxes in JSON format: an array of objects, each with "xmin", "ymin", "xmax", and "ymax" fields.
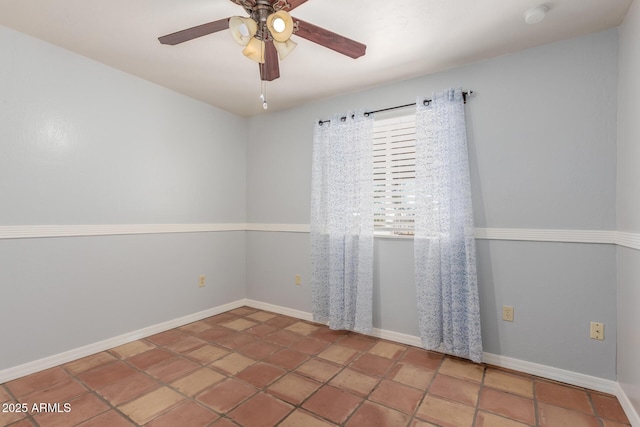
[{"xmin": 158, "ymin": 0, "xmax": 367, "ymax": 83}]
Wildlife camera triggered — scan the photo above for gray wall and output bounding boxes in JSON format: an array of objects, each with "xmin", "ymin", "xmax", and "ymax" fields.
[
  {"xmin": 617, "ymin": 0, "xmax": 640, "ymax": 414},
  {"xmin": 0, "ymin": 26, "xmax": 248, "ymax": 370},
  {"xmin": 246, "ymin": 29, "xmax": 619, "ymax": 379},
  {"xmin": 0, "ymin": 22, "xmax": 624, "ymax": 384}
]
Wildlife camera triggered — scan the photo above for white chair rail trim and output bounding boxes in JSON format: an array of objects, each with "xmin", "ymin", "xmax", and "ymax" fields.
[
  {"xmin": 0, "ymin": 223, "xmax": 247, "ymax": 239},
  {"xmin": 0, "ymin": 224, "xmax": 638, "ymax": 250}
]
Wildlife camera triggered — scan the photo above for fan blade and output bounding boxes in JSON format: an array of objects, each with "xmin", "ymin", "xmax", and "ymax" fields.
[
  {"xmin": 293, "ymin": 18, "xmax": 366, "ymax": 59},
  {"xmin": 260, "ymin": 40, "xmax": 280, "ymax": 81},
  {"xmin": 158, "ymin": 18, "xmax": 230, "ymax": 45},
  {"xmin": 284, "ymin": 0, "xmax": 309, "ymax": 11}
]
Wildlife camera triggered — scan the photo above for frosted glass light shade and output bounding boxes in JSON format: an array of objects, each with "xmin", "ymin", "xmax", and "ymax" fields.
[
  {"xmin": 267, "ymin": 10, "xmax": 294, "ymax": 42},
  {"xmin": 229, "ymin": 16, "xmax": 257, "ymax": 46},
  {"xmin": 243, "ymin": 37, "xmax": 265, "ymax": 63},
  {"xmin": 274, "ymin": 39, "xmax": 297, "ymax": 60}
]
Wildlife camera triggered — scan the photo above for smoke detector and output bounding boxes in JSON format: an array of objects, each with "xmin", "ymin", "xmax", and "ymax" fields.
[{"xmin": 524, "ymin": 5, "xmax": 548, "ymax": 24}]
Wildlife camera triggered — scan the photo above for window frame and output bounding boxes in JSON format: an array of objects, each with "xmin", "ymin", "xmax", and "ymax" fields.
[{"xmin": 372, "ymin": 109, "xmax": 417, "ymax": 237}]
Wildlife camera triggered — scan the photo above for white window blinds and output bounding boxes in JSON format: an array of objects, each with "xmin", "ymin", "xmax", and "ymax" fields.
[{"xmin": 373, "ymin": 113, "xmax": 416, "ymax": 235}]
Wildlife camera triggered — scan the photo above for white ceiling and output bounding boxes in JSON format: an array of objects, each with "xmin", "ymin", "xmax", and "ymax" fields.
[{"xmin": 0, "ymin": 0, "xmax": 633, "ymax": 117}]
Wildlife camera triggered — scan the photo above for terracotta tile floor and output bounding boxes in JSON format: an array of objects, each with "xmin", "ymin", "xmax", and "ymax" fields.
[{"xmin": 0, "ymin": 306, "xmax": 631, "ymax": 427}]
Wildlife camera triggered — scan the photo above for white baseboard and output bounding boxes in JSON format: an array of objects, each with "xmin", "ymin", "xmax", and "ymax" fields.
[
  {"xmin": 0, "ymin": 299, "xmax": 246, "ymax": 384},
  {"xmin": 2, "ymin": 299, "xmax": 637, "ymax": 426},
  {"xmin": 367, "ymin": 327, "xmax": 423, "ymax": 347},
  {"xmin": 244, "ymin": 299, "xmax": 315, "ymax": 322},
  {"xmin": 480, "ymin": 353, "xmax": 618, "ymax": 395},
  {"xmin": 617, "ymin": 382, "xmax": 640, "ymax": 427}
]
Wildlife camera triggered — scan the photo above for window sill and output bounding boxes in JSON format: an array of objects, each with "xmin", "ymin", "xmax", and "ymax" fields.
[{"xmin": 374, "ymin": 233, "xmax": 414, "ymax": 240}]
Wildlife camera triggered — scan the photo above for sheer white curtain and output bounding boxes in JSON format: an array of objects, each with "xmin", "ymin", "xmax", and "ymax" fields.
[
  {"xmin": 414, "ymin": 88, "xmax": 483, "ymax": 362},
  {"xmin": 310, "ymin": 110, "xmax": 374, "ymax": 333}
]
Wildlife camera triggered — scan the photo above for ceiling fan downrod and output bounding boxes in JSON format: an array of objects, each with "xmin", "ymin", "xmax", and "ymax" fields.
[{"xmin": 253, "ymin": 0, "xmax": 273, "ymax": 41}]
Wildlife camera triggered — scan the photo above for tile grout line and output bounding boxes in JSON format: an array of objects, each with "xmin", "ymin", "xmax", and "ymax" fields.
[
  {"xmin": 338, "ymin": 343, "xmax": 409, "ymax": 426},
  {"xmin": 406, "ymin": 345, "xmax": 446, "ymax": 426},
  {"xmin": 532, "ymin": 377, "xmax": 540, "ymax": 427},
  {"xmin": 369, "ymin": 345, "xmax": 429, "ymax": 426},
  {"xmin": 287, "ymin": 331, "xmax": 360, "ymax": 426},
  {"xmin": 144, "ymin": 318, "xmax": 247, "ymax": 423},
  {"xmin": 259, "ymin": 315, "xmax": 353, "ymax": 426},
  {"xmin": 480, "ymin": 369, "xmax": 537, "ymax": 426},
  {"xmin": 2, "ymin": 382, "xmax": 39, "ymax": 427},
  {"xmin": 66, "ymin": 347, "xmax": 181, "ymax": 427},
  {"xmin": 59, "ymin": 361, "xmax": 113, "ymax": 426},
  {"xmin": 472, "ymin": 365, "xmax": 488, "ymax": 427},
  {"xmin": 108, "ymin": 348, "xmax": 218, "ymax": 426}
]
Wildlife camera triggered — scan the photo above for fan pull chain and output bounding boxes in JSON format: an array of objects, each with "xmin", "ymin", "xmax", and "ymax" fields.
[
  {"xmin": 260, "ymin": 81, "xmax": 268, "ymax": 110},
  {"xmin": 259, "ymin": 41, "xmax": 268, "ymax": 110}
]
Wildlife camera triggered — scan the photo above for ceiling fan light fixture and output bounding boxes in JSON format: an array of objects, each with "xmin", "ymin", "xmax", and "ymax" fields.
[
  {"xmin": 243, "ymin": 37, "xmax": 266, "ymax": 63},
  {"xmin": 229, "ymin": 16, "xmax": 257, "ymax": 45},
  {"xmin": 274, "ymin": 39, "xmax": 297, "ymax": 60},
  {"xmin": 267, "ymin": 10, "xmax": 294, "ymax": 42}
]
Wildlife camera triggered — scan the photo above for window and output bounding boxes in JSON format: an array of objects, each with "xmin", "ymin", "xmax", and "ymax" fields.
[{"xmin": 373, "ymin": 112, "xmax": 416, "ymax": 235}]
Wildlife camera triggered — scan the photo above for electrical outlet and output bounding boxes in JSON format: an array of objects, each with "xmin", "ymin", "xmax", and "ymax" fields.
[
  {"xmin": 590, "ymin": 322, "xmax": 604, "ymax": 340},
  {"xmin": 295, "ymin": 274, "xmax": 302, "ymax": 286},
  {"xmin": 199, "ymin": 275, "xmax": 206, "ymax": 288},
  {"xmin": 502, "ymin": 305, "xmax": 514, "ymax": 322}
]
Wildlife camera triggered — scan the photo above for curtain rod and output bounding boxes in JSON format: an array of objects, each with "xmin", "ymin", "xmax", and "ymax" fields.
[{"xmin": 318, "ymin": 90, "xmax": 473, "ymax": 125}]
